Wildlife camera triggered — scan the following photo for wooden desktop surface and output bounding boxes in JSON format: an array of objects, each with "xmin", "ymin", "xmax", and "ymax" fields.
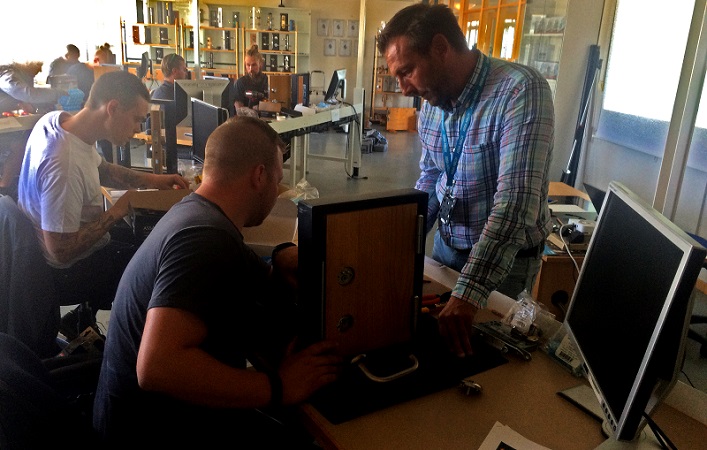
[
  {"xmin": 549, "ymin": 181, "xmax": 590, "ymax": 201},
  {"xmin": 298, "ymin": 259, "xmax": 707, "ymax": 450},
  {"xmin": 299, "ymin": 315, "xmax": 707, "ymax": 450},
  {"xmin": 133, "ymin": 125, "xmax": 193, "ymax": 147}
]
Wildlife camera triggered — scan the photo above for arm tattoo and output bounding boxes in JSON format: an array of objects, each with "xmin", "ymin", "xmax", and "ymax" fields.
[{"xmin": 98, "ymin": 160, "xmax": 149, "ymax": 189}]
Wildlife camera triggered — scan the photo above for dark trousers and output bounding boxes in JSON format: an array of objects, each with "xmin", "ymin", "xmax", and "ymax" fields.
[{"xmin": 51, "ymin": 231, "xmax": 137, "ymax": 312}]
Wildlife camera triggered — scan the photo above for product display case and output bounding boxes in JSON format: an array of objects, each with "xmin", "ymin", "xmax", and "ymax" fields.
[
  {"xmin": 120, "ymin": 0, "xmax": 191, "ymax": 76},
  {"xmin": 518, "ymin": 0, "xmax": 568, "ymax": 97},
  {"xmin": 121, "ymin": 1, "xmax": 310, "ymax": 80}
]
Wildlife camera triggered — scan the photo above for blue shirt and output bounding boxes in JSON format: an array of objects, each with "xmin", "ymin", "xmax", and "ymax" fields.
[{"xmin": 416, "ymin": 50, "xmax": 554, "ymax": 309}]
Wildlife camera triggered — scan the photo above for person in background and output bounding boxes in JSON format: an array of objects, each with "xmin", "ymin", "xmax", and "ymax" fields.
[
  {"xmin": 378, "ymin": 4, "xmax": 554, "ymax": 357},
  {"xmin": 0, "ymin": 61, "xmax": 64, "ymax": 114},
  {"xmin": 0, "ymin": 61, "xmax": 66, "ymax": 199},
  {"xmin": 67, "ymin": 44, "xmax": 115, "ymax": 102},
  {"xmin": 233, "ymin": 44, "xmax": 268, "ymax": 111},
  {"xmin": 93, "ymin": 115, "xmax": 342, "ymax": 448},
  {"xmin": 150, "ymin": 53, "xmax": 188, "ymax": 100},
  {"xmin": 18, "ymin": 70, "xmax": 189, "ymax": 341},
  {"xmin": 46, "ymin": 44, "xmax": 81, "ymax": 83}
]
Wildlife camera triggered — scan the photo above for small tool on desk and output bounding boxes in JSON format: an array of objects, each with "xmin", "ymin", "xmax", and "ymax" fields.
[
  {"xmin": 459, "ymin": 378, "xmax": 483, "ymax": 396},
  {"xmin": 421, "ymin": 291, "xmax": 452, "ymax": 311}
]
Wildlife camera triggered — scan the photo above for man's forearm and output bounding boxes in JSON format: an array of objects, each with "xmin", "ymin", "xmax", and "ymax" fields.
[
  {"xmin": 99, "ymin": 161, "xmax": 151, "ymax": 189},
  {"xmin": 45, "ymin": 207, "xmax": 125, "ymax": 265}
]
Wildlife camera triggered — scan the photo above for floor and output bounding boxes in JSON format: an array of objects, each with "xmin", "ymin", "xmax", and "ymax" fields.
[{"xmin": 85, "ymin": 123, "xmax": 707, "ymax": 396}]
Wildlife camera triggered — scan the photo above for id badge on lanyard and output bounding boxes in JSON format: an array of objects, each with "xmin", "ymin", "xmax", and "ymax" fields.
[
  {"xmin": 438, "ymin": 110, "xmax": 472, "ymax": 226},
  {"xmin": 439, "ymin": 183, "xmax": 456, "ymax": 225}
]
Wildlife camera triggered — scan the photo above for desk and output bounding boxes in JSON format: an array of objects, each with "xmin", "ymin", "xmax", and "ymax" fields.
[
  {"xmin": 268, "ymin": 88, "xmax": 364, "ymax": 188},
  {"xmin": 532, "ymin": 253, "xmax": 584, "ymax": 321},
  {"xmin": 133, "ymin": 126, "xmax": 193, "ymax": 147},
  {"xmin": 298, "ymin": 259, "xmax": 707, "ymax": 450},
  {"xmin": 0, "ymin": 115, "xmax": 42, "ymax": 190},
  {"xmin": 130, "ymin": 88, "xmax": 364, "ymax": 188},
  {"xmin": 532, "ymin": 182, "xmax": 593, "ymax": 320}
]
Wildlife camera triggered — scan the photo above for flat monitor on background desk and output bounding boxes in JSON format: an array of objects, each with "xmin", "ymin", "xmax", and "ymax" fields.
[
  {"xmin": 323, "ymin": 68, "xmax": 346, "ymax": 105},
  {"xmin": 191, "ymin": 98, "xmax": 228, "ymax": 164},
  {"xmin": 564, "ymin": 181, "xmax": 706, "ymax": 443},
  {"xmin": 174, "ymin": 78, "xmax": 231, "ymax": 127},
  {"xmin": 584, "ymin": 182, "xmax": 607, "ymax": 215}
]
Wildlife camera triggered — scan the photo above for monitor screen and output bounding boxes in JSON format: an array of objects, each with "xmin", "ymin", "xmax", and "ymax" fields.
[
  {"xmin": 191, "ymin": 98, "xmax": 228, "ymax": 164},
  {"xmin": 323, "ymin": 69, "xmax": 346, "ymax": 104},
  {"xmin": 174, "ymin": 78, "xmax": 231, "ymax": 127},
  {"xmin": 564, "ymin": 181, "xmax": 706, "ymax": 442},
  {"xmin": 137, "ymin": 51, "xmax": 152, "ymax": 79}
]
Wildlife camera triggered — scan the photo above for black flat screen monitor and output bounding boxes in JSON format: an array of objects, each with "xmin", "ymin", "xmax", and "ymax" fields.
[
  {"xmin": 174, "ymin": 78, "xmax": 231, "ymax": 127},
  {"xmin": 323, "ymin": 68, "xmax": 346, "ymax": 104},
  {"xmin": 564, "ymin": 181, "xmax": 706, "ymax": 442},
  {"xmin": 584, "ymin": 182, "xmax": 607, "ymax": 215},
  {"xmin": 191, "ymin": 98, "xmax": 228, "ymax": 164},
  {"xmin": 137, "ymin": 51, "xmax": 152, "ymax": 79}
]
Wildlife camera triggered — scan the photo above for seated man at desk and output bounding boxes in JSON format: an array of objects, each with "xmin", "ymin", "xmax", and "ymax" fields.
[
  {"xmin": 93, "ymin": 116, "xmax": 342, "ymax": 448},
  {"xmin": 18, "ymin": 70, "xmax": 188, "ymax": 340},
  {"xmin": 150, "ymin": 53, "xmax": 188, "ymax": 101},
  {"xmin": 233, "ymin": 44, "xmax": 268, "ymax": 114}
]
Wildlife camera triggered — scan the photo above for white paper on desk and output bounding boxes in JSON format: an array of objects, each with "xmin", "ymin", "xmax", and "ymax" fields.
[{"xmin": 478, "ymin": 421, "xmax": 551, "ymax": 450}]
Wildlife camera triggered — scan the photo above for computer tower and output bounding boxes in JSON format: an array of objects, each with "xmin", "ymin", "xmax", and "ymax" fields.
[
  {"xmin": 297, "ymin": 189, "xmax": 428, "ymax": 357},
  {"xmin": 290, "ymin": 72, "xmax": 310, "ymax": 107}
]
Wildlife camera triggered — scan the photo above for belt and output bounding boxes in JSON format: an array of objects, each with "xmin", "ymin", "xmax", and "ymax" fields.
[{"xmin": 516, "ymin": 242, "xmax": 544, "ymax": 258}]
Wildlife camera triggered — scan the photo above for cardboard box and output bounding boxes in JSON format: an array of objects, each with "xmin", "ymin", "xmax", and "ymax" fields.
[
  {"xmin": 103, "ymin": 188, "xmax": 190, "ymax": 242},
  {"xmin": 241, "ymin": 197, "xmax": 298, "ymax": 257},
  {"xmin": 386, "ymin": 107, "xmax": 416, "ymax": 132}
]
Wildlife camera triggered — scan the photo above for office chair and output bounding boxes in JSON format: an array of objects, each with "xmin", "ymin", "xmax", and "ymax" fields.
[
  {"xmin": 0, "ymin": 196, "xmax": 103, "ymax": 448},
  {"xmin": 0, "ymin": 194, "xmax": 98, "ymax": 354},
  {"xmin": 687, "ymin": 233, "xmax": 707, "ymax": 357},
  {"xmin": 0, "ymin": 194, "xmax": 61, "ymax": 358},
  {"xmin": 0, "ymin": 332, "xmax": 100, "ymax": 448}
]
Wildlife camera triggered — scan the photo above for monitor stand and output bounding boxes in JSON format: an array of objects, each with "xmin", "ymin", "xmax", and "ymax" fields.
[
  {"xmin": 595, "ymin": 422, "xmax": 662, "ymax": 449},
  {"xmin": 559, "ymin": 384, "xmax": 662, "ymax": 449}
]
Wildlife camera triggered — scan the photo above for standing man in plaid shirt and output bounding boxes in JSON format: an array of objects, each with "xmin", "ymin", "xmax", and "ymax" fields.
[{"xmin": 378, "ymin": 4, "xmax": 554, "ymax": 358}]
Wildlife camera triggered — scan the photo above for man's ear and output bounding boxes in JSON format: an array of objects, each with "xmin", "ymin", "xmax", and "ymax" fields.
[
  {"xmin": 430, "ymin": 34, "xmax": 450, "ymax": 61},
  {"xmin": 105, "ymin": 99, "xmax": 120, "ymax": 117},
  {"xmin": 250, "ymin": 163, "xmax": 268, "ymax": 189}
]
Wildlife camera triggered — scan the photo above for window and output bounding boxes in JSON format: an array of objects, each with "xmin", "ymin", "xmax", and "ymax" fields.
[{"xmin": 592, "ymin": 0, "xmax": 707, "ymax": 235}]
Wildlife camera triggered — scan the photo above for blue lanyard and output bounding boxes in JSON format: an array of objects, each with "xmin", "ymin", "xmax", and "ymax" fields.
[{"xmin": 441, "ymin": 111, "xmax": 472, "ymax": 188}]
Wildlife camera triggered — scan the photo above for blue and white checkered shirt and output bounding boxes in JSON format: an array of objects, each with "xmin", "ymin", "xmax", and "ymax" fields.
[{"xmin": 416, "ymin": 51, "xmax": 554, "ymax": 309}]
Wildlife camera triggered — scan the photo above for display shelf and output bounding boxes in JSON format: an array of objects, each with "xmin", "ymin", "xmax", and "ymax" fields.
[
  {"xmin": 369, "ymin": 36, "xmax": 414, "ymax": 126},
  {"xmin": 122, "ymin": 2, "xmax": 310, "ymax": 80},
  {"xmin": 518, "ymin": 1, "xmax": 568, "ymax": 98},
  {"xmin": 120, "ymin": 0, "xmax": 191, "ymax": 69}
]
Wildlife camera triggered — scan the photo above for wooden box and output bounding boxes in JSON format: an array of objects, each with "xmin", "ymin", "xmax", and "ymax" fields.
[
  {"xmin": 386, "ymin": 107, "xmax": 416, "ymax": 132},
  {"xmin": 297, "ymin": 189, "xmax": 428, "ymax": 357}
]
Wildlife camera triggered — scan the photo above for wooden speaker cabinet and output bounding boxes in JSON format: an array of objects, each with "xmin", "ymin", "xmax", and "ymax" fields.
[{"xmin": 298, "ymin": 189, "xmax": 428, "ymax": 357}]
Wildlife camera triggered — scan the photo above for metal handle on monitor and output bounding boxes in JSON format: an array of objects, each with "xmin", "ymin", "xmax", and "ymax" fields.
[{"xmin": 351, "ymin": 353, "xmax": 419, "ymax": 383}]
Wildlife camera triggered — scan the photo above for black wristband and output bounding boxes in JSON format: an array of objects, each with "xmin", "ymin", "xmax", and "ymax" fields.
[
  {"xmin": 266, "ymin": 369, "xmax": 283, "ymax": 408},
  {"xmin": 271, "ymin": 241, "xmax": 296, "ymax": 261}
]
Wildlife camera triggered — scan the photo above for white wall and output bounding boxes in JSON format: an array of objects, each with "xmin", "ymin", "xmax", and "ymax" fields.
[{"xmin": 550, "ymin": 0, "xmax": 605, "ymax": 184}]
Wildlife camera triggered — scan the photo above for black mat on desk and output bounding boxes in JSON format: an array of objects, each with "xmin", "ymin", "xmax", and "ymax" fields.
[{"xmin": 308, "ymin": 316, "xmax": 508, "ymax": 424}]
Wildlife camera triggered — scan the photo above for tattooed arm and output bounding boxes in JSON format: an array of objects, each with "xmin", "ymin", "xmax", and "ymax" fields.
[
  {"xmin": 97, "ymin": 159, "xmax": 189, "ymax": 190},
  {"xmin": 41, "ymin": 190, "xmax": 136, "ymax": 266}
]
